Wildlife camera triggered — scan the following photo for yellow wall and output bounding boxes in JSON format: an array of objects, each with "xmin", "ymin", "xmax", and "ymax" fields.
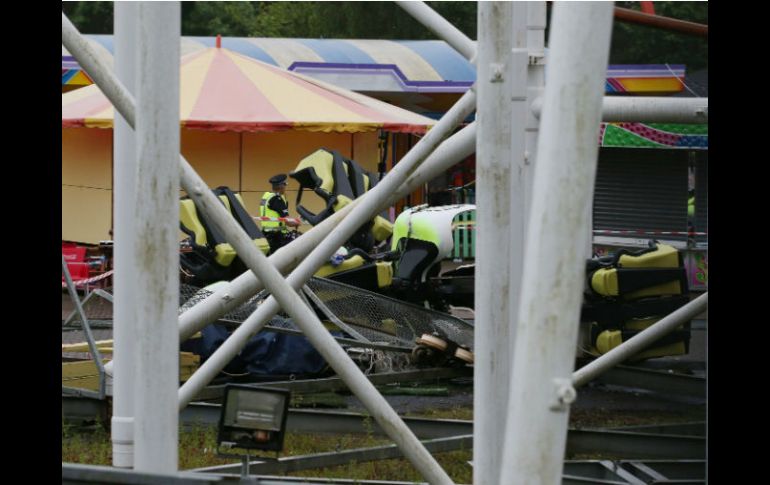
[
  {"xmin": 181, "ymin": 130, "xmax": 241, "ymax": 190},
  {"xmin": 352, "ymin": 131, "xmax": 380, "ymax": 174},
  {"xmin": 63, "ymin": 186, "xmax": 113, "ymax": 243},
  {"xmin": 62, "ymin": 128, "xmax": 113, "ymax": 243},
  {"xmin": 63, "ymin": 128, "xmax": 385, "ymax": 243},
  {"xmin": 63, "ymin": 128, "xmax": 112, "ymax": 189}
]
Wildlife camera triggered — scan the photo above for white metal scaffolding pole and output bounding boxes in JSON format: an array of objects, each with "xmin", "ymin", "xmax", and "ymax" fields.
[
  {"xmin": 499, "ymin": 3, "xmax": 614, "ymax": 484},
  {"xmin": 132, "ymin": 2, "xmax": 180, "ymax": 473},
  {"xmin": 524, "ymin": 1, "xmax": 547, "ymax": 224},
  {"xmin": 111, "ymin": 1, "xmax": 138, "ymax": 469},
  {"xmin": 473, "ymin": 3, "xmax": 527, "ymax": 484},
  {"xmin": 532, "ymin": 96, "xmax": 709, "ymax": 123}
]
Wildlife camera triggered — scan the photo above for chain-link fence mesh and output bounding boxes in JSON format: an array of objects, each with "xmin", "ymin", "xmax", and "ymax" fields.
[
  {"xmin": 62, "ymin": 289, "xmax": 115, "ymax": 360},
  {"xmin": 179, "ymin": 278, "xmax": 473, "ymax": 350},
  {"xmin": 62, "ymin": 289, "xmax": 115, "ymax": 327}
]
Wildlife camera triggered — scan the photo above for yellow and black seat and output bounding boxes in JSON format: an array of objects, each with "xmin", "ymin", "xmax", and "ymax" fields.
[
  {"xmin": 289, "ymin": 148, "xmax": 392, "ymax": 252},
  {"xmin": 179, "ymin": 186, "xmax": 269, "ymax": 286},
  {"xmin": 316, "ymin": 248, "xmax": 394, "ymax": 292},
  {"xmin": 581, "ymin": 242, "xmax": 691, "ymax": 360}
]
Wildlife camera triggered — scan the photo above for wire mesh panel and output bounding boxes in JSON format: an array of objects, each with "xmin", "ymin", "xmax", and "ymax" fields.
[
  {"xmin": 62, "ymin": 290, "xmax": 115, "ymax": 327},
  {"xmin": 305, "ymin": 277, "xmax": 474, "ymax": 350},
  {"xmin": 179, "ymin": 278, "xmax": 474, "ymax": 351}
]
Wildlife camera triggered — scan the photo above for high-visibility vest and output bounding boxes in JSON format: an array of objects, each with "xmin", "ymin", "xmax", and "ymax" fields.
[{"xmin": 260, "ymin": 192, "xmax": 287, "ymax": 232}]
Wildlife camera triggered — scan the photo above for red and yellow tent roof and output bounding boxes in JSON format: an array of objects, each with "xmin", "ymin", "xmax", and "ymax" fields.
[{"xmin": 62, "ymin": 47, "xmax": 435, "ymax": 134}]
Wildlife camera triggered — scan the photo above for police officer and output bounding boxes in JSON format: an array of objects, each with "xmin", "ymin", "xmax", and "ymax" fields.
[{"xmin": 260, "ymin": 174, "xmax": 300, "ymax": 253}]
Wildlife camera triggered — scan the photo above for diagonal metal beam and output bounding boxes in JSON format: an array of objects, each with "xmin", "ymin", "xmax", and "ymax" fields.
[{"xmin": 62, "ymin": 255, "xmax": 106, "ymax": 399}]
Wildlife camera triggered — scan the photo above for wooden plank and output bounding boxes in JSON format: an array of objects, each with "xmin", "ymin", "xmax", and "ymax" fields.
[{"xmin": 62, "ymin": 353, "xmax": 200, "ymax": 391}]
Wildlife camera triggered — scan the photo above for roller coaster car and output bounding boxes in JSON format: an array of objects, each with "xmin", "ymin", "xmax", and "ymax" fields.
[
  {"xmin": 581, "ymin": 241, "xmax": 691, "ymax": 360},
  {"xmin": 289, "ymin": 148, "xmax": 392, "ymax": 253},
  {"xmin": 289, "ymin": 148, "xmax": 475, "ymax": 310},
  {"xmin": 179, "ymin": 186, "xmax": 270, "ymax": 287}
]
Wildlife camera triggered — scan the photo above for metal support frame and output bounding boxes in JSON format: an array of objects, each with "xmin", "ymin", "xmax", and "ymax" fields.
[
  {"xmin": 112, "ymin": 1, "xmax": 138, "ymax": 469},
  {"xmin": 500, "ymin": 3, "xmax": 615, "ymax": 483},
  {"xmin": 532, "ymin": 96, "xmax": 709, "ymax": 123},
  {"xmin": 62, "ymin": 255, "xmax": 106, "ymax": 400},
  {"xmin": 473, "ymin": 3, "xmax": 527, "ymax": 484},
  {"xmin": 132, "ymin": 2, "xmax": 181, "ymax": 473}
]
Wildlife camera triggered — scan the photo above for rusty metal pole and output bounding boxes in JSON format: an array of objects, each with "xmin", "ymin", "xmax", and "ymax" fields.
[{"xmin": 614, "ymin": 7, "xmax": 708, "ymax": 38}]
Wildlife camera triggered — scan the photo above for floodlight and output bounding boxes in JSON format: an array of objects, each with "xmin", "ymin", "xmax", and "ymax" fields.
[{"xmin": 217, "ymin": 385, "xmax": 291, "ymax": 454}]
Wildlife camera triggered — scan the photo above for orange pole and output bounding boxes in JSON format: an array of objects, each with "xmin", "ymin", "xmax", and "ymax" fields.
[
  {"xmin": 639, "ymin": 2, "xmax": 655, "ymax": 15},
  {"xmin": 614, "ymin": 6, "xmax": 708, "ymax": 38}
]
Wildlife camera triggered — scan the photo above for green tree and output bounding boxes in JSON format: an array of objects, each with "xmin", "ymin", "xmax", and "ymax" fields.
[
  {"xmin": 609, "ymin": 2, "xmax": 708, "ymax": 70},
  {"xmin": 62, "ymin": 1, "xmax": 113, "ymax": 34},
  {"xmin": 182, "ymin": 2, "xmax": 261, "ymax": 37},
  {"xmin": 252, "ymin": 1, "xmax": 475, "ymax": 40}
]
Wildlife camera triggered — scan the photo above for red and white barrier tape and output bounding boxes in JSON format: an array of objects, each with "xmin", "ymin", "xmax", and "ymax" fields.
[
  {"xmin": 62, "ymin": 269, "xmax": 114, "ymax": 288},
  {"xmin": 450, "ymin": 224, "xmax": 707, "ymax": 237},
  {"xmin": 593, "ymin": 229, "xmax": 708, "ymax": 237},
  {"xmin": 253, "ymin": 216, "xmax": 302, "ymax": 224}
]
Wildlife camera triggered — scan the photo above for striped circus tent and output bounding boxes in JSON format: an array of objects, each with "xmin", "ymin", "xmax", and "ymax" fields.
[
  {"xmin": 62, "ymin": 46, "xmax": 436, "ymax": 134},
  {"xmin": 62, "ymin": 46, "xmax": 435, "ymax": 244}
]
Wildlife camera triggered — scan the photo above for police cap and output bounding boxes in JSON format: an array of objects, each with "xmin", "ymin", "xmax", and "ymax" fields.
[{"xmin": 269, "ymin": 174, "xmax": 288, "ymax": 186}]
